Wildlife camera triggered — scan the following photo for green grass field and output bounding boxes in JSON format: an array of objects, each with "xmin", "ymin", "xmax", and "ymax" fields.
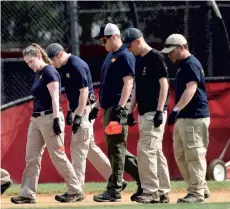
[{"xmin": 4, "ymin": 180, "xmax": 230, "ymax": 195}]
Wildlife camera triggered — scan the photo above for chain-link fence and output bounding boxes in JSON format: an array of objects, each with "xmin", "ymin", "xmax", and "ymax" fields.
[{"xmin": 1, "ymin": 1, "xmax": 230, "ymax": 108}]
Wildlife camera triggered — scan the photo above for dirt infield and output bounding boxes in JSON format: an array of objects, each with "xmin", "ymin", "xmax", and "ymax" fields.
[{"xmin": 1, "ymin": 191, "xmax": 230, "ymax": 208}]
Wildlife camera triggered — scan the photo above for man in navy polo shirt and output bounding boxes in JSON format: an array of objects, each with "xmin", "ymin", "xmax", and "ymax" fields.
[
  {"xmin": 46, "ymin": 43, "xmax": 119, "ymax": 197},
  {"xmin": 162, "ymin": 34, "xmax": 210, "ymax": 204},
  {"xmin": 90, "ymin": 23, "xmax": 141, "ymax": 202}
]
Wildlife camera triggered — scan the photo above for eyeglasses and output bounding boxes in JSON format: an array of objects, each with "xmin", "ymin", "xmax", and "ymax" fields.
[{"xmin": 101, "ymin": 35, "xmax": 112, "ymax": 45}]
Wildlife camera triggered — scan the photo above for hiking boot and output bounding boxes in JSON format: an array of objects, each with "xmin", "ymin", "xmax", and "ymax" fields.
[
  {"xmin": 177, "ymin": 194, "xmax": 203, "ymax": 203},
  {"xmin": 130, "ymin": 187, "xmax": 143, "ymax": 201},
  {"xmin": 135, "ymin": 192, "xmax": 160, "ymax": 204},
  {"xmin": 160, "ymin": 193, "xmax": 169, "ymax": 203},
  {"xmin": 122, "ymin": 180, "xmax": 128, "ymax": 191},
  {"xmin": 93, "ymin": 190, "xmax": 121, "ymax": 202},
  {"xmin": 55, "ymin": 192, "xmax": 84, "ymax": 203},
  {"xmin": 1, "ymin": 180, "xmax": 13, "ymax": 195},
  {"xmin": 11, "ymin": 196, "xmax": 36, "ymax": 204}
]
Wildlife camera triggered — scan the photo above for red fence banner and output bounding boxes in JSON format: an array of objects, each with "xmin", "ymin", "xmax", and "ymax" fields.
[{"xmin": 1, "ymin": 82, "xmax": 230, "ymax": 183}]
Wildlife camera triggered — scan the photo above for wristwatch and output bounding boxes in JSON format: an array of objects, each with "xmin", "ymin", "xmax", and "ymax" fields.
[{"xmin": 173, "ymin": 107, "xmax": 180, "ymax": 112}]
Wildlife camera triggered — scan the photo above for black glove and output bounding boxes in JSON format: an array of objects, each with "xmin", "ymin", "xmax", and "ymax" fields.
[
  {"xmin": 153, "ymin": 111, "xmax": 163, "ymax": 128},
  {"xmin": 66, "ymin": 110, "xmax": 72, "ymax": 126},
  {"xmin": 88, "ymin": 107, "xmax": 99, "ymax": 122},
  {"xmin": 72, "ymin": 115, "xmax": 82, "ymax": 134},
  {"xmin": 111, "ymin": 105, "xmax": 125, "ymax": 122},
  {"xmin": 168, "ymin": 109, "xmax": 180, "ymax": 125},
  {"xmin": 127, "ymin": 113, "xmax": 136, "ymax": 127},
  {"xmin": 53, "ymin": 118, "xmax": 62, "ymax": 135}
]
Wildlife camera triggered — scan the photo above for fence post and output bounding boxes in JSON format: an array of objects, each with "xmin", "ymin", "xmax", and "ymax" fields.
[
  {"xmin": 205, "ymin": 1, "xmax": 213, "ymax": 77},
  {"xmin": 128, "ymin": 1, "xmax": 139, "ymax": 28},
  {"xmin": 184, "ymin": 1, "xmax": 189, "ymax": 39},
  {"xmin": 69, "ymin": 0, "xmax": 80, "ymax": 56}
]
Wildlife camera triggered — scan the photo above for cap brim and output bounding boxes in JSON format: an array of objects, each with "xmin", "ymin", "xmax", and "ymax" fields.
[{"xmin": 161, "ymin": 46, "xmax": 176, "ymax": 54}]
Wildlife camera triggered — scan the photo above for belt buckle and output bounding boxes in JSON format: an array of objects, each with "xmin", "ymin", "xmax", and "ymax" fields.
[{"xmin": 40, "ymin": 111, "xmax": 45, "ymax": 116}]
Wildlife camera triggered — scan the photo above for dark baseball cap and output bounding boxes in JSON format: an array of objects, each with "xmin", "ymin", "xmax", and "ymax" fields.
[
  {"xmin": 122, "ymin": 28, "xmax": 143, "ymax": 44},
  {"xmin": 46, "ymin": 43, "xmax": 64, "ymax": 58},
  {"xmin": 93, "ymin": 23, "xmax": 120, "ymax": 39}
]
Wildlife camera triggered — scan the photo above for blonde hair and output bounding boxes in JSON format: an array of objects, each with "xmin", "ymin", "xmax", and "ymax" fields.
[{"xmin": 23, "ymin": 43, "xmax": 51, "ymax": 64}]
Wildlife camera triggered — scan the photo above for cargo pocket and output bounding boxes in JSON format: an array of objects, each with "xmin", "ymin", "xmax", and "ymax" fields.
[{"xmin": 186, "ymin": 126, "xmax": 201, "ymax": 148}]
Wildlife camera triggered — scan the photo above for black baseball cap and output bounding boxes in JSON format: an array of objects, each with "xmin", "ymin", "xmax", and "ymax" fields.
[
  {"xmin": 93, "ymin": 23, "xmax": 120, "ymax": 39},
  {"xmin": 46, "ymin": 43, "xmax": 64, "ymax": 59},
  {"xmin": 122, "ymin": 28, "xmax": 143, "ymax": 44}
]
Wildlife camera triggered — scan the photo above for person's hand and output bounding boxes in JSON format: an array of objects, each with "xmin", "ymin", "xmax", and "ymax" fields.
[
  {"xmin": 88, "ymin": 107, "xmax": 99, "ymax": 122},
  {"xmin": 66, "ymin": 110, "xmax": 72, "ymax": 125},
  {"xmin": 111, "ymin": 105, "xmax": 125, "ymax": 122},
  {"xmin": 72, "ymin": 115, "xmax": 82, "ymax": 134},
  {"xmin": 53, "ymin": 118, "xmax": 62, "ymax": 135},
  {"xmin": 168, "ymin": 109, "xmax": 180, "ymax": 125},
  {"xmin": 153, "ymin": 111, "xmax": 163, "ymax": 128},
  {"xmin": 127, "ymin": 113, "xmax": 136, "ymax": 127}
]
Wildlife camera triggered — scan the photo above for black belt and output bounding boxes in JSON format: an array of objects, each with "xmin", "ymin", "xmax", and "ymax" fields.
[{"xmin": 32, "ymin": 108, "xmax": 62, "ymax": 118}]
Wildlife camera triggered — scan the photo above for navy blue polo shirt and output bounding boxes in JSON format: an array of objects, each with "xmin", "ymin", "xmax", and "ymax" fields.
[
  {"xmin": 175, "ymin": 55, "xmax": 210, "ymax": 118},
  {"xmin": 99, "ymin": 45, "xmax": 135, "ymax": 108},
  {"xmin": 31, "ymin": 65, "xmax": 61, "ymax": 112},
  {"xmin": 60, "ymin": 55, "xmax": 93, "ymax": 112},
  {"xmin": 135, "ymin": 49, "xmax": 169, "ymax": 115}
]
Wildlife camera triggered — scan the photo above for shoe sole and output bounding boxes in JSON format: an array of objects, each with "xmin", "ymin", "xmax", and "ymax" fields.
[
  {"xmin": 93, "ymin": 197, "xmax": 121, "ymax": 202},
  {"xmin": 177, "ymin": 199, "xmax": 203, "ymax": 204},
  {"xmin": 55, "ymin": 196, "xmax": 84, "ymax": 203},
  {"xmin": 135, "ymin": 199, "xmax": 160, "ymax": 204},
  {"xmin": 11, "ymin": 199, "xmax": 36, "ymax": 204},
  {"xmin": 160, "ymin": 200, "xmax": 169, "ymax": 203}
]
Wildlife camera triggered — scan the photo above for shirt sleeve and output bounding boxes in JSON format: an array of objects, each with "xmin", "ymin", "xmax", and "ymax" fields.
[
  {"xmin": 154, "ymin": 53, "xmax": 168, "ymax": 80},
  {"xmin": 43, "ymin": 66, "xmax": 60, "ymax": 85},
  {"xmin": 121, "ymin": 53, "xmax": 135, "ymax": 78},
  {"xmin": 184, "ymin": 62, "xmax": 201, "ymax": 84},
  {"xmin": 72, "ymin": 65, "xmax": 88, "ymax": 89}
]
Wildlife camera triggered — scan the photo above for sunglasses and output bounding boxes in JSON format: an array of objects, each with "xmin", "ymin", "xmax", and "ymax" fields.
[
  {"xmin": 23, "ymin": 46, "xmax": 36, "ymax": 54},
  {"xmin": 101, "ymin": 35, "xmax": 112, "ymax": 45},
  {"xmin": 164, "ymin": 44, "xmax": 181, "ymax": 48}
]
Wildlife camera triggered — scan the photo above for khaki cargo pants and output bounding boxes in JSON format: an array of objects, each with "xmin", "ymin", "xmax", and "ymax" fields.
[
  {"xmin": 20, "ymin": 112, "xmax": 82, "ymax": 200},
  {"xmin": 173, "ymin": 118, "xmax": 210, "ymax": 200},
  {"xmin": 0, "ymin": 168, "xmax": 11, "ymax": 185},
  {"xmin": 137, "ymin": 111, "xmax": 171, "ymax": 195},
  {"xmin": 71, "ymin": 105, "xmax": 112, "ymax": 188}
]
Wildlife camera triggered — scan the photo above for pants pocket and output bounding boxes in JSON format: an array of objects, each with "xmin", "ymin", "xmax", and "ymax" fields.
[{"xmin": 186, "ymin": 126, "xmax": 202, "ymax": 148}]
